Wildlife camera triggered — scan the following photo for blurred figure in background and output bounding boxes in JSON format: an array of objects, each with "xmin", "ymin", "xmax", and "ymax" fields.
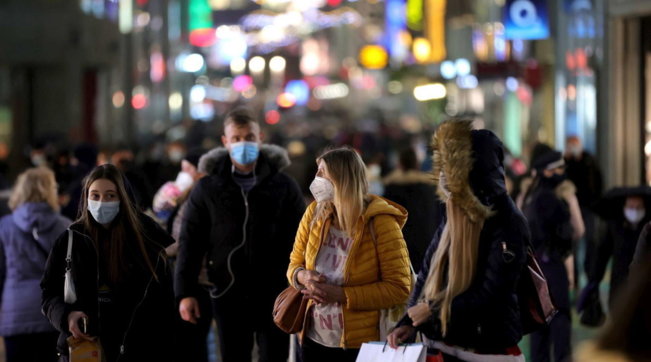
[
  {"xmin": 0, "ymin": 168, "xmax": 71, "ymax": 362},
  {"xmin": 583, "ymin": 187, "xmax": 651, "ymax": 313},
  {"xmin": 29, "ymin": 143, "xmax": 49, "ymax": 168},
  {"xmin": 161, "ymin": 147, "xmax": 210, "ymax": 362},
  {"xmin": 60, "ymin": 143, "xmax": 99, "ymax": 220},
  {"xmin": 112, "ymin": 147, "xmax": 154, "ymax": 210},
  {"xmin": 383, "ymin": 147, "xmax": 441, "ymax": 272},
  {"xmin": 576, "ymin": 254, "xmax": 651, "ymax": 361},
  {"xmin": 151, "ymin": 148, "xmax": 204, "ymax": 229},
  {"xmin": 520, "ymin": 150, "xmax": 584, "ymax": 362},
  {"xmin": 564, "ymin": 136, "xmax": 602, "ymax": 284}
]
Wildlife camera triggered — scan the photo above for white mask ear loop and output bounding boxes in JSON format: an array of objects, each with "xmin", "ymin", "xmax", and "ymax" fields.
[{"xmin": 439, "ymin": 171, "xmax": 451, "ymax": 199}]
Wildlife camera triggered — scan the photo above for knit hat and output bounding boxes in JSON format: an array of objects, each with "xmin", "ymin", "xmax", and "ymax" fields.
[{"xmin": 531, "ymin": 150, "xmax": 564, "ymax": 171}]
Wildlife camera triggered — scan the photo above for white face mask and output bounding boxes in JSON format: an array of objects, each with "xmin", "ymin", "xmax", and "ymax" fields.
[
  {"xmin": 168, "ymin": 149, "xmax": 185, "ymax": 164},
  {"xmin": 88, "ymin": 200, "xmax": 120, "ymax": 225},
  {"xmin": 568, "ymin": 145, "xmax": 582, "ymax": 158},
  {"xmin": 624, "ymin": 208, "xmax": 645, "ymax": 224},
  {"xmin": 309, "ymin": 176, "xmax": 334, "ymax": 202},
  {"xmin": 175, "ymin": 171, "xmax": 194, "ymax": 192},
  {"xmin": 31, "ymin": 154, "xmax": 47, "ymax": 167}
]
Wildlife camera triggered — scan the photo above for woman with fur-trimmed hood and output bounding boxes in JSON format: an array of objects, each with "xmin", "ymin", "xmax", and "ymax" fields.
[{"xmin": 388, "ymin": 120, "xmax": 530, "ymax": 361}]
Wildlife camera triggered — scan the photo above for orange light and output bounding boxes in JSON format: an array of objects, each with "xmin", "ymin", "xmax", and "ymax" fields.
[
  {"xmin": 425, "ymin": 0, "xmax": 446, "ymax": 62},
  {"xmin": 265, "ymin": 110, "xmax": 281, "ymax": 125},
  {"xmin": 276, "ymin": 92, "xmax": 296, "ymax": 108},
  {"xmin": 131, "ymin": 94, "xmax": 148, "ymax": 109}
]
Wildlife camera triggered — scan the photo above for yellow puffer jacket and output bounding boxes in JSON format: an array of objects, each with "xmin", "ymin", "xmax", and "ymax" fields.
[{"xmin": 287, "ymin": 194, "xmax": 412, "ymax": 348}]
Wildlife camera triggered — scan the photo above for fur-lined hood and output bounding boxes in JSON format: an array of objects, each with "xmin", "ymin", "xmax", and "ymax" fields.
[
  {"xmin": 383, "ymin": 169, "xmax": 435, "ymax": 186},
  {"xmin": 198, "ymin": 144, "xmax": 291, "ymax": 175},
  {"xmin": 431, "ymin": 120, "xmax": 507, "ymax": 222}
]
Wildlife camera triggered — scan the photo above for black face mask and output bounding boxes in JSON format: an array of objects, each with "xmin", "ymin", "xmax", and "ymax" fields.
[{"xmin": 541, "ymin": 173, "xmax": 566, "ymax": 188}]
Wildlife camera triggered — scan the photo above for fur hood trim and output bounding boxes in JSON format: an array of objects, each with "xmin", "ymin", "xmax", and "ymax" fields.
[
  {"xmin": 383, "ymin": 169, "xmax": 435, "ymax": 185},
  {"xmin": 431, "ymin": 120, "xmax": 493, "ymax": 222},
  {"xmin": 198, "ymin": 144, "xmax": 290, "ymax": 174}
]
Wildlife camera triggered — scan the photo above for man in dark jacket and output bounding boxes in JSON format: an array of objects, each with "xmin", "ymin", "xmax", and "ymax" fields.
[
  {"xmin": 175, "ymin": 107, "xmax": 305, "ymax": 362},
  {"xmin": 383, "ymin": 148, "xmax": 441, "ymax": 272},
  {"xmin": 588, "ymin": 192, "xmax": 650, "ymax": 309}
]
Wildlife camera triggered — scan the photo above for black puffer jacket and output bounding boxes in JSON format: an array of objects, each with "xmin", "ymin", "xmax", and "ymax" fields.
[
  {"xmin": 41, "ymin": 214, "xmax": 176, "ymax": 361},
  {"xmin": 175, "ymin": 145, "xmax": 305, "ymax": 305},
  {"xmin": 398, "ymin": 125, "xmax": 530, "ymax": 353}
]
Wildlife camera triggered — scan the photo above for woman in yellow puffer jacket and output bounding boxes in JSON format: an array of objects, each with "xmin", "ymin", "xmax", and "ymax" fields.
[{"xmin": 287, "ymin": 147, "xmax": 412, "ymax": 362}]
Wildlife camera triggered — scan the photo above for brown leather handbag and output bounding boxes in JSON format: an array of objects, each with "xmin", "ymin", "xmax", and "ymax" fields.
[
  {"xmin": 518, "ymin": 246, "xmax": 558, "ymax": 334},
  {"xmin": 273, "ymin": 286, "xmax": 308, "ymax": 334}
]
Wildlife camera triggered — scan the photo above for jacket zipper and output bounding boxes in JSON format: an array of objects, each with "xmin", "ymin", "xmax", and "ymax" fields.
[
  {"xmin": 116, "ymin": 256, "xmax": 160, "ymax": 360},
  {"xmin": 339, "ymin": 217, "xmax": 366, "ymax": 348}
]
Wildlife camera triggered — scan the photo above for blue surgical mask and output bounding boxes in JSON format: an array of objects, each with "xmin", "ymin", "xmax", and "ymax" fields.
[
  {"xmin": 87, "ymin": 200, "xmax": 120, "ymax": 225},
  {"xmin": 230, "ymin": 142, "xmax": 259, "ymax": 165}
]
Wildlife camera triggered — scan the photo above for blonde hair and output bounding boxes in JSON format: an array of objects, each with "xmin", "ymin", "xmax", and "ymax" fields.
[
  {"xmin": 423, "ymin": 188, "xmax": 486, "ymax": 336},
  {"xmin": 9, "ymin": 167, "xmax": 59, "ymax": 212},
  {"xmin": 312, "ymin": 147, "xmax": 368, "ymax": 236}
]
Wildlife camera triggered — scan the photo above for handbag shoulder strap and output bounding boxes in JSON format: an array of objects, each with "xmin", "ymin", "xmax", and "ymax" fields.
[{"xmin": 65, "ymin": 229, "xmax": 73, "ymax": 271}]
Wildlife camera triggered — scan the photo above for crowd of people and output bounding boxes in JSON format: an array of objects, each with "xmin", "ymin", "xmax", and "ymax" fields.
[{"xmin": 0, "ymin": 108, "xmax": 649, "ymax": 362}]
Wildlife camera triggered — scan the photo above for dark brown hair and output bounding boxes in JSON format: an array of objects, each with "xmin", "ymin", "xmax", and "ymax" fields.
[
  {"xmin": 223, "ymin": 107, "xmax": 258, "ymax": 132},
  {"xmin": 78, "ymin": 164, "xmax": 158, "ymax": 284}
]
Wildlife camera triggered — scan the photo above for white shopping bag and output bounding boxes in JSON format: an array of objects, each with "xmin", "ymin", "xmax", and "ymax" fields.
[{"xmin": 356, "ymin": 342, "xmax": 426, "ymax": 362}]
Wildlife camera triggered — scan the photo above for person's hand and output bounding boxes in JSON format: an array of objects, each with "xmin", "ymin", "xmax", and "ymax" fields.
[
  {"xmin": 297, "ymin": 270, "xmax": 325, "ymax": 288},
  {"xmin": 68, "ymin": 311, "xmax": 92, "ymax": 340},
  {"xmin": 301, "ymin": 283, "xmax": 345, "ymax": 305},
  {"xmin": 407, "ymin": 302, "xmax": 432, "ymax": 327},
  {"xmin": 387, "ymin": 325, "xmax": 415, "ymax": 349},
  {"xmin": 179, "ymin": 297, "xmax": 201, "ymax": 324}
]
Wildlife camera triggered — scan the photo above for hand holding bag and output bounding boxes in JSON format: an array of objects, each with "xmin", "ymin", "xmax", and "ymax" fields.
[
  {"xmin": 64, "ymin": 229, "xmax": 77, "ymax": 304},
  {"xmin": 273, "ymin": 285, "xmax": 308, "ymax": 334},
  {"xmin": 67, "ymin": 318, "xmax": 105, "ymax": 362},
  {"xmin": 356, "ymin": 342, "xmax": 426, "ymax": 362}
]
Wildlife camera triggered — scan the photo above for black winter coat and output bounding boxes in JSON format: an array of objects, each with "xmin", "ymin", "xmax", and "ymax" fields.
[
  {"xmin": 383, "ymin": 170, "xmax": 442, "ymax": 272},
  {"xmin": 592, "ymin": 217, "xmax": 650, "ymax": 306},
  {"xmin": 41, "ymin": 214, "xmax": 177, "ymax": 362},
  {"xmin": 399, "ymin": 194, "xmax": 529, "ymax": 352},
  {"xmin": 398, "ymin": 127, "xmax": 529, "ymax": 353},
  {"xmin": 175, "ymin": 145, "xmax": 305, "ymax": 306}
]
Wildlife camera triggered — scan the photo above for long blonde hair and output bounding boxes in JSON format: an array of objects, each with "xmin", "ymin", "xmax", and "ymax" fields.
[
  {"xmin": 425, "ymin": 119, "xmax": 493, "ymax": 336},
  {"xmin": 312, "ymin": 147, "xmax": 368, "ymax": 236},
  {"xmin": 423, "ymin": 197, "xmax": 485, "ymax": 335},
  {"xmin": 9, "ymin": 167, "xmax": 59, "ymax": 211}
]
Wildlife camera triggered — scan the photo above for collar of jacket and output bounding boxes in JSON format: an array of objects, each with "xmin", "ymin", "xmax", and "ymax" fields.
[
  {"xmin": 383, "ymin": 169, "xmax": 435, "ymax": 185},
  {"xmin": 306, "ymin": 195, "xmax": 408, "ymax": 270},
  {"xmin": 197, "ymin": 144, "xmax": 291, "ymax": 182}
]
